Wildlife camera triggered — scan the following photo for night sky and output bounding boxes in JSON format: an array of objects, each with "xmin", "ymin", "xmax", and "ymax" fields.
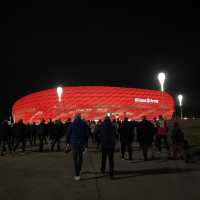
[{"xmin": 1, "ymin": 2, "xmax": 200, "ymax": 120}]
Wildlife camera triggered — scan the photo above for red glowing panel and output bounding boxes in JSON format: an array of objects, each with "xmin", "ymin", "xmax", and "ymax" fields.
[{"xmin": 12, "ymin": 86, "xmax": 174, "ymax": 123}]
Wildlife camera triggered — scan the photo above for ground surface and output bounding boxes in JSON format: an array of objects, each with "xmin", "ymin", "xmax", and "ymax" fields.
[
  {"xmin": 1, "ymin": 145, "xmax": 200, "ymax": 200},
  {"xmin": 0, "ymin": 119, "xmax": 200, "ymax": 200}
]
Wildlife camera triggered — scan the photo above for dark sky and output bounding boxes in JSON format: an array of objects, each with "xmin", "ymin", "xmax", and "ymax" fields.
[{"xmin": 1, "ymin": 2, "xmax": 200, "ymax": 120}]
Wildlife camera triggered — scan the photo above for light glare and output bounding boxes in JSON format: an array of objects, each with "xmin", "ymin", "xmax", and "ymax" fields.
[
  {"xmin": 157, "ymin": 72, "xmax": 166, "ymax": 92},
  {"xmin": 56, "ymin": 87, "xmax": 63, "ymax": 102},
  {"xmin": 178, "ymin": 94, "xmax": 183, "ymax": 106}
]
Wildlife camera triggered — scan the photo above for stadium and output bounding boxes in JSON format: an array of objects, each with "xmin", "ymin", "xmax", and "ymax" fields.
[{"xmin": 12, "ymin": 86, "xmax": 174, "ymax": 123}]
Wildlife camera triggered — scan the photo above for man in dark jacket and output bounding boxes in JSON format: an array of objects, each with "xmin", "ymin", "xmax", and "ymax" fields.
[
  {"xmin": 36, "ymin": 119, "xmax": 47, "ymax": 152},
  {"xmin": 137, "ymin": 116, "xmax": 155, "ymax": 161},
  {"xmin": 94, "ymin": 120, "xmax": 102, "ymax": 150},
  {"xmin": 118, "ymin": 118, "xmax": 134, "ymax": 160},
  {"xmin": 66, "ymin": 113, "xmax": 89, "ymax": 181},
  {"xmin": 26, "ymin": 123, "xmax": 33, "ymax": 146},
  {"xmin": 51, "ymin": 120, "xmax": 63, "ymax": 151},
  {"xmin": 171, "ymin": 122, "xmax": 185, "ymax": 160},
  {"xmin": 13, "ymin": 119, "xmax": 27, "ymax": 152},
  {"xmin": 30, "ymin": 122, "xmax": 37, "ymax": 146},
  {"xmin": 99, "ymin": 116, "xmax": 117, "ymax": 179},
  {"xmin": 0, "ymin": 120, "xmax": 12, "ymax": 156},
  {"xmin": 64, "ymin": 118, "xmax": 72, "ymax": 137}
]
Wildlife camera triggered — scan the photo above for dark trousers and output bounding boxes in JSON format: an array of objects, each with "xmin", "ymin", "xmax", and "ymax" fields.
[
  {"xmin": 95, "ymin": 135, "xmax": 101, "ymax": 150},
  {"xmin": 89, "ymin": 133, "xmax": 95, "ymax": 143},
  {"xmin": 51, "ymin": 137, "xmax": 61, "ymax": 151},
  {"xmin": 9, "ymin": 136, "xmax": 15, "ymax": 149},
  {"xmin": 32, "ymin": 135, "xmax": 37, "ymax": 145},
  {"xmin": 27, "ymin": 135, "xmax": 33, "ymax": 146},
  {"xmin": 44, "ymin": 136, "xmax": 48, "ymax": 144},
  {"xmin": 39, "ymin": 135, "xmax": 46, "ymax": 152},
  {"xmin": 14, "ymin": 137, "xmax": 26, "ymax": 152},
  {"xmin": 156, "ymin": 135, "xmax": 169, "ymax": 152},
  {"xmin": 141, "ymin": 144, "xmax": 150, "ymax": 161},
  {"xmin": 72, "ymin": 144, "xmax": 84, "ymax": 176},
  {"xmin": 101, "ymin": 148, "xmax": 114, "ymax": 176},
  {"xmin": 121, "ymin": 142, "xmax": 132, "ymax": 160},
  {"xmin": 0, "ymin": 139, "xmax": 12, "ymax": 155}
]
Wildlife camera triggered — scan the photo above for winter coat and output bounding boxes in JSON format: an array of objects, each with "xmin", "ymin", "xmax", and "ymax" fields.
[
  {"xmin": 99, "ymin": 120, "xmax": 117, "ymax": 149},
  {"xmin": 118, "ymin": 121, "xmax": 134, "ymax": 143},
  {"xmin": 36, "ymin": 122, "xmax": 47, "ymax": 137},
  {"xmin": 137, "ymin": 119, "xmax": 155, "ymax": 145},
  {"xmin": 66, "ymin": 118, "xmax": 89, "ymax": 145},
  {"xmin": 171, "ymin": 127, "xmax": 184, "ymax": 144},
  {"xmin": 13, "ymin": 122, "xmax": 26, "ymax": 138},
  {"xmin": 0, "ymin": 122, "xmax": 11, "ymax": 140}
]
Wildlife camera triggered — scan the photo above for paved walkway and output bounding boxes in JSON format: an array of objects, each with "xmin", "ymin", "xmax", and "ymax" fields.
[{"xmin": 0, "ymin": 144, "xmax": 200, "ymax": 200}]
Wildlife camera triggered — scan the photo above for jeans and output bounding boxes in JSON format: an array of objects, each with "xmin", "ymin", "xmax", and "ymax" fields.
[
  {"xmin": 141, "ymin": 144, "xmax": 151, "ymax": 160},
  {"xmin": 72, "ymin": 144, "xmax": 85, "ymax": 176}
]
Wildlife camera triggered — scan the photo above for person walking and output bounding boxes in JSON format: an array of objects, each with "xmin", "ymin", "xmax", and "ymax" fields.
[
  {"xmin": 137, "ymin": 116, "xmax": 155, "ymax": 161},
  {"xmin": 30, "ymin": 122, "xmax": 37, "ymax": 146},
  {"xmin": 51, "ymin": 120, "xmax": 63, "ymax": 151},
  {"xmin": 26, "ymin": 123, "xmax": 33, "ymax": 146},
  {"xmin": 94, "ymin": 120, "xmax": 102, "ymax": 150},
  {"xmin": 0, "ymin": 120, "xmax": 12, "ymax": 156},
  {"xmin": 171, "ymin": 122, "xmax": 185, "ymax": 160},
  {"xmin": 118, "ymin": 117, "xmax": 134, "ymax": 160},
  {"xmin": 66, "ymin": 113, "xmax": 89, "ymax": 181},
  {"xmin": 99, "ymin": 116, "xmax": 117, "ymax": 179},
  {"xmin": 36, "ymin": 119, "xmax": 47, "ymax": 152},
  {"xmin": 90, "ymin": 121, "xmax": 96, "ymax": 143},
  {"xmin": 13, "ymin": 119, "xmax": 27, "ymax": 153},
  {"xmin": 155, "ymin": 115, "xmax": 170, "ymax": 153}
]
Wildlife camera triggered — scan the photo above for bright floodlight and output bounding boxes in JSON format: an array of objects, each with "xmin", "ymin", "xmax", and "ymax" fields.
[
  {"xmin": 56, "ymin": 86, "xmax": 63, "ymax": 102},
  {"xmin": 157, "ymin": 72, "xmax": 166, "ymax": 92},
  {"xmin": 107, "ymin": 112, "xmax": 111, "ymax": 117},
  {"xmin": 178, "ymin": 94, "xmax": 183, "ymax": 107}
]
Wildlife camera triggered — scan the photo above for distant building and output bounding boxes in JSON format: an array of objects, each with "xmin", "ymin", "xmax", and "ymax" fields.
[{"xmin": 12, "ymin": 86, "xmax": 174, "ymax": 123}]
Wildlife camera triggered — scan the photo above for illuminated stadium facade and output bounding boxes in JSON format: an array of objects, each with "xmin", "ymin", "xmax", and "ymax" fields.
[{"xmin": 12, "ymin": 86, "xmax": 174, "ymax": 123}]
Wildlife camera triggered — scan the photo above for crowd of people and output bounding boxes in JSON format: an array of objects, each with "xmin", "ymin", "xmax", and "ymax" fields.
[{"xmin": 0, "ymin": 114, "xmax": 189, "ymax": 180}]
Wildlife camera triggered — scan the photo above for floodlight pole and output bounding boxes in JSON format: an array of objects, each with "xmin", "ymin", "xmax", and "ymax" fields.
[
  {"xmin": 56, "ymin": 86, "xmax": 63, "ymax": 118},
  {"xmin": 158, "ymin": 73, "xmax": 166, "ymax": 117},
  {"xmin": 161, "ymin": 91, "xmax": 165, "ymax": 117},
  {"xmin": 178, "ymin": 94, "xmax": 183, "ymax": 120},
  {"xmin": 180, "ymin": 106, "xmax": 183, "ymax": 120}
]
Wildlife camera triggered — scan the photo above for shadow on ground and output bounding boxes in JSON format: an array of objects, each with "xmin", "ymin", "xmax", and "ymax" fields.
[{"xmin": 81, "ymin": 167, "xmax": 200, "ymax": 181}]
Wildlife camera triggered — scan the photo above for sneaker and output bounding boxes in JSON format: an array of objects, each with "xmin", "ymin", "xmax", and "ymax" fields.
[{"xmin": 74, "ymin": 176, "xmax": 80, "ymax": 181}]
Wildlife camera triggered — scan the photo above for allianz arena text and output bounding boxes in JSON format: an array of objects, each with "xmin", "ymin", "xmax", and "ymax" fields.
[{"xmin": 12, "ymin": 86, "xmax": 174, "ymax": 123}]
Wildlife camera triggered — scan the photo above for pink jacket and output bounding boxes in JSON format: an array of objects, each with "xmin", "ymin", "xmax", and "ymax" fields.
[{"xmin": 156, "ymin": 119, "xmax": 168, "ymax": 136}]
